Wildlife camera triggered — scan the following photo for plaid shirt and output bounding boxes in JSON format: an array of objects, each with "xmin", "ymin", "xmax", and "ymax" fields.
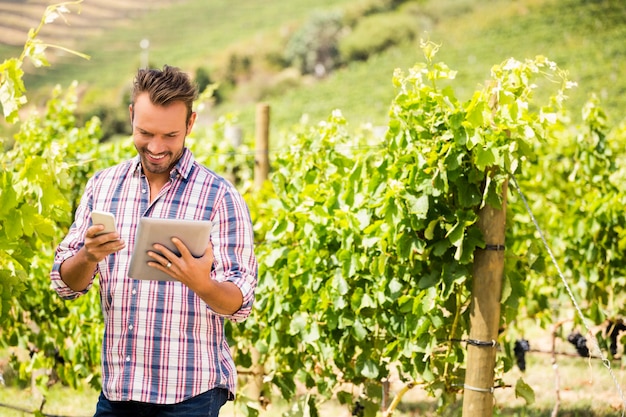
[{"xmin": 50, "ymin": 148, "xmax": 257, "ymax": 404}]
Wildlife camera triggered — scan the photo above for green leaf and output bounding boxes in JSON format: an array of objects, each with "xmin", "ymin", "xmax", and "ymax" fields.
[
  {"xmin": 446, "ymin": 218, "xmax": 467, "ymax": 248},
  {"xmin": 336, "ymin": 391, "xmax": 352, "ymax": 405},
  {"xmin": 515, "ymin": 377, "xmax": 535, "ymax": 404},
  {"xmin": 268, "ymin": 218, "xmax": 289, "ymax": 239},
  {"xmin": 302, "ymin": 321, "xmax": 320, "ymax": 344},
  {"xmin": 424, "ymin": 218, "xmax": 439, "ymax": 240},
  {"xmin": 359, "ymin": 358, "xmax": 379, "ymax": 379},
  {"xmin": 264, "ymin": 247, "xmax": 287, "ymax": 268},
  {"xmin": 4, "ymin": 210, "xmax": 22, "ymax": 240},
  {"xmin": 475, "ymin": 146, "xmax": 496, "ymax": 171},
  {"xmin": 333, "ymin": 270, "xmax": 349, "ymax": 296},
  {"xmin": 0, "ymin": 172, "xmax": 19, "ymax": 217},
  {"xmin": 407, "ymin": 193, "xmax": 429, "ymax": 219},
  {"xmin": 465, "ymin": 94, "xmax": 486, "ymax": 128},
  {"xmin": 352, "ymin": 319, "xmax": 367, "ymax": 341},
  {"xmin": 0, "ymin": 58, "xmax": 27, "ymax": 122},
  {"xmin": 19, "ymin": 204, "xmax": 39, "ymax": 237},
  {"xmin": 455, "ymin": 178, "xmax": 481, "ymax": 208},
  {"xmin": 289, "ymin": 313, "xmax": 307, "ymax": 336}
]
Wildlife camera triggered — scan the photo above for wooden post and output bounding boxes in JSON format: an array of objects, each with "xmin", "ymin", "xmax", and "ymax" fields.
[
  {"xmin": 461, "ymin": 179, "xmax": 508, "ymax": 417},
  {"xmin": 254, "ymin": 103, "xmax": 270, "ymax": 190},
  {"xmin": 381, "ymin": 378, "xmax": 390, "ymax": 413},
  {"xmin": 247, "ymin": 347, "xmax": 265, "ymax": 406},
  {"xmin": 224, "ymin": 125, "xmax": 243, "ymax": 185},
  {"xmin": 244, "ymin": 103, "xmax": 270, "ymax": 407}
]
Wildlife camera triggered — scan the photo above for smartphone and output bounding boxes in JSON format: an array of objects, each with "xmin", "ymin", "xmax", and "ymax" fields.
[{"xmin": 91, "ymin": 210, "xmax": 117, "ymax": 236}]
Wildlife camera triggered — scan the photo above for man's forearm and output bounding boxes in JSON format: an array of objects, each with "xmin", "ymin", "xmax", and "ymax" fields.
[
  {"xmin": 194, "ymin": 280, "xmax": 243, "ymax": 315},
  {"xmin": 59, "ymin": 247, "xmax": 98, "ymax": 292}
]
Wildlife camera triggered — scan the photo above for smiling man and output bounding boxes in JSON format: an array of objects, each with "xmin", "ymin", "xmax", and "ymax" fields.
[{"xmin": 50, "ymin": 65, "xmax": 258, "ymax": 417}]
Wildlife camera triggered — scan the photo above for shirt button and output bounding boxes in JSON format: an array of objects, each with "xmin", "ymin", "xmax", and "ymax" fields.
[
  {"xmin": 129, "ymin": 325, "xmax": 133, "ymax": 330},
  {"xmin": 125, "ymin": 356, "xmax": 131, "ymax": 362},
  {"xmin": 141, "ymin": 189, "xmax": 147, "ymax": 194},
  {"xmin": 132, "ymin": 289, "xmax": 136, "ymax": 295}
]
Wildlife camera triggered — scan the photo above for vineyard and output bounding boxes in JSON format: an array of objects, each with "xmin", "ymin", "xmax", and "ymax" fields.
[{"xmin": 3, "ymin": 2, "xmax": 626, "ymax": 417}]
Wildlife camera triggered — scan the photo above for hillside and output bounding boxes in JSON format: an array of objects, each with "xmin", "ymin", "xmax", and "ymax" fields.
[
  {"xmin": 0, "ymin": 0, "xmax": 177, "ymax": 48},
  {"xmin": 2, "ymin": 0, "xmax": 626, "ymax": 137},
  {"xmin": 258, "ymin": 0, "xmax": 626, "ymax": 129}
]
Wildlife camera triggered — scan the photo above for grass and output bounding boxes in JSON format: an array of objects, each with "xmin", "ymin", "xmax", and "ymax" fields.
[
  {"xmin": 250, "ymin": 0, "xmax": 626, "ymax": 131},
  {"xmin": 0, "ymin": 383, "xmax": 99, "ymax": 417},
  {"xmin": 147, "ymin": 0, "xmax": 626, "ymax": 137},
  {"xmin": 1, "ymin": 345, "xmax": 625, "ymax": 416}
]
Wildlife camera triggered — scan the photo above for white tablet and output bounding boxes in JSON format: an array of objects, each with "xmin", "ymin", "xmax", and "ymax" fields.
[{"xmin": 128, "ymin": 217, "xmax": 212, "ymax": 281}]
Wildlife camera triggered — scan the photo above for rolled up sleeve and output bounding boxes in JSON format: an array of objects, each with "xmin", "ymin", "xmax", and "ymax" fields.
[
  {"xmin": 211, "ymin": 187, "xmax": 258, "ymax": 322},
  {"xmin": 50, "ymin": 186, "xmax": 97, "ymax": 300}
]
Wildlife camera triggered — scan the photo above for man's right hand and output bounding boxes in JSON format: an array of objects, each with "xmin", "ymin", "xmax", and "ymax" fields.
[
  {"xmin": 59, "ymin": 226, "xmax": 126, "ymax": 292},
  {"xmin": 83, "ymin": 225, "xmax": 126, "ymax": 263}
]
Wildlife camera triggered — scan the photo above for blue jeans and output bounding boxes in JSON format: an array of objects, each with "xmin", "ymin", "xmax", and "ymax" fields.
[{"xmin": 93, "ymin": 388, "xmax": 229, "ymax": 417}]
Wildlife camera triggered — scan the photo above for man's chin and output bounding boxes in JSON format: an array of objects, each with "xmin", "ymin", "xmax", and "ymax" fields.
[{"xmin": 141, "ymin": 158, "xmax": 170, "ymax": 175}]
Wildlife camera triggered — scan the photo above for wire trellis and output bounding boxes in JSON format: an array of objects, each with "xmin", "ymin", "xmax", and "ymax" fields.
[{"xmin": 510, "ymin": 173, "xmax": 626, "ymax": 416}]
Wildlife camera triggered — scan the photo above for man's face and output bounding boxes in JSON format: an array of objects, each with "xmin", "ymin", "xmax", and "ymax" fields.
[{"xmin": 130, "ymin": 93, "xmax": 196, "ymax": 180}]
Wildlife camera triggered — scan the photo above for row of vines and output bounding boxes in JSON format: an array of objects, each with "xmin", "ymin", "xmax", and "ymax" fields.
[{"xmin": 2, "ymin": 4, "xmax": 626, "ymax": 417}]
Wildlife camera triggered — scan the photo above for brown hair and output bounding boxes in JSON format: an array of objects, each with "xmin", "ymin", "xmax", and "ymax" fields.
[{"xmin": 131, "ymin": 65, "xmax": 198, "ymax": 123}]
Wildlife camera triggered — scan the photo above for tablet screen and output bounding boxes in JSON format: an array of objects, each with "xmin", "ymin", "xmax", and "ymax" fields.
[{"xmin": 128, "ymin": 217, "xmax": 212, "ymax": 281}]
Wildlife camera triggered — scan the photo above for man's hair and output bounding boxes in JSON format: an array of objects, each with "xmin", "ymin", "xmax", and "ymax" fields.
[{"xmin": 131, "ymin": 65, "xmax": 198, "ymax": 123}]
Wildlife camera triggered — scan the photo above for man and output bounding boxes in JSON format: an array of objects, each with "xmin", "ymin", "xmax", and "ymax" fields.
[{"xmin": 50, "ymin": 65, "xmax": 258, "ymax": 417}]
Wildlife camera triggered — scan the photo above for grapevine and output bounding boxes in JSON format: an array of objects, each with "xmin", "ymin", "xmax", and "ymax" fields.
[{"xmin": 3, "ymin": 6, "xmax": 626, "ymax": 417}]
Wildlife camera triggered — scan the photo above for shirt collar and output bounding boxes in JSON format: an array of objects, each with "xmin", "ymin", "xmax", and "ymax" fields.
[{"xmin": 173, "ymin": 147, "xmax": 195, "ymax": 180}]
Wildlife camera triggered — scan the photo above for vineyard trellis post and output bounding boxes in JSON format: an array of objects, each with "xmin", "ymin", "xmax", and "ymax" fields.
[
  {"xmin": 254, "ymin": 102, "xmax": 270, "ymax": 190},
  {"xmin": 246, "ymin": 102, "xmax": 270, "ymax": 405},
  {"xmin": 461, "ymin": 179, "xmax": 508, "ymax": 417}
]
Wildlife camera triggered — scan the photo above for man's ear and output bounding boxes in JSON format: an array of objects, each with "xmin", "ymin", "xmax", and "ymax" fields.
[
  {"xmin": 129, "ymin": 104, "xmax": 134, "ymax": 125},
  {"xmin": 187, "ymin": 111, "xmax": 197, "ymax": 134}
]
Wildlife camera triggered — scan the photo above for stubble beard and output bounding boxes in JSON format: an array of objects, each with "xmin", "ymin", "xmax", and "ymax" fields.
[{"xmin": 138, "ymin": 147, "xmax": 184, "ymax": 175}]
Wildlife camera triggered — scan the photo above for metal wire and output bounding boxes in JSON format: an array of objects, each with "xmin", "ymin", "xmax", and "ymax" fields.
[
  {"xmin": 510, "ymin": 173, "xmax": 626, "ymax": 417},
  {"xmin": 450, "ymin": 338, "xmax": 499, "ymax": 347}
]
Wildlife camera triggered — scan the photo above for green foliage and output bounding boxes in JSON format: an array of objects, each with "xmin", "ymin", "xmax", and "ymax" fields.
[
  {"xmin": 0, "ymin": 56, "xmax": 28, "ymax": 124},
  {"xmin": 5, "ymin": 4, "xmax": 626, "ymax": 416},
  {"xmin": 0, "ymin": 82, "xmax": 99, "ymax": 318},
  {"xmin": 187, "ymin": 115, "xmax": 256, "ymax": 191},
  {"xmin": 194, "ymin": 66, "xmax": 222, "ymax": 104},
  {"xmin": 237, "ymin": 42, "xmax": 575, "ymax": 415},
  {"xmin": 508, "ymin": 93, "xmax": 626, "ymax": 329},
  {"xmin": 1, "ymin": 81, "xmax": 104, "ymax": 391},
  {"xmin": 0, "ymin": 0, "xmax": 103, "ymax": 395},
  {"xmin": 0, "ymin": 1, "xmax": 89, "ymax": 123},
  {"xmin": 284, "ymin": 11, "xmax": 345, "ymax": 76},
  {"xmin": 342, "ymin": 0, "xmax": 414, "ymax": 26},
  {"xmin": 76, "ymin": 102, "xmax": 131, "ymax": 142},
  {"xmin": 339, "ymin": 11, "xmax": 417, "ymax": 62}
]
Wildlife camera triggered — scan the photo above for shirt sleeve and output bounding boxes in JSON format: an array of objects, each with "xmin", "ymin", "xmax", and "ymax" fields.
[
  {"xmin": 50, "ymin": 179, "xmax": 98, "ymax": 300},
  {"xmin": 210, "ymin": 185, "xmax": 258, "ymax": 322}
]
